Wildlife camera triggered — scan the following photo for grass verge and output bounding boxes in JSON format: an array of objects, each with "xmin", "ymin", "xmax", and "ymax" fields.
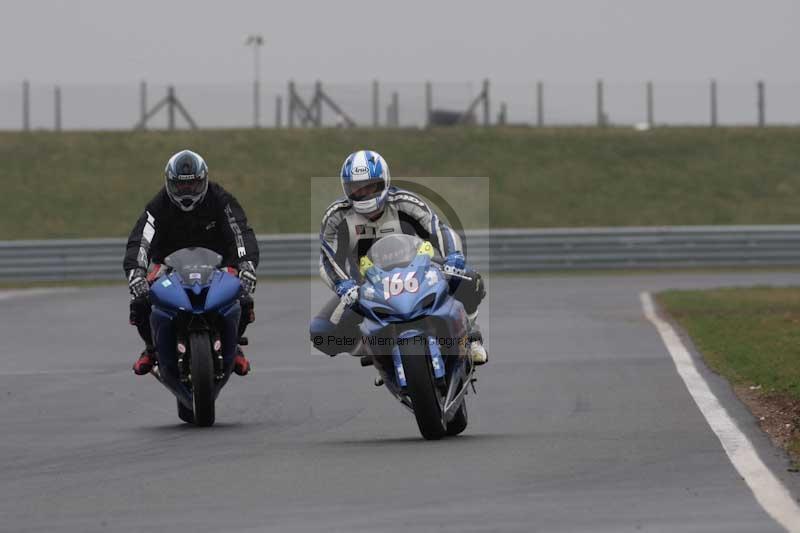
[
  {"xmin": 2, "ymin": 127, "xmax": 800, "ymax": 239},
  {"xmin": 657, "ymin": 287, "xmax": 800, "ymax": 468}
]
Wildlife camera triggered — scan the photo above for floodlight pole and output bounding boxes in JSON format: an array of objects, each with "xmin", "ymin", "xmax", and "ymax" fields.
[{"xmin": 245, "ymin": 34, "xmax": 264, "ymax": 128}]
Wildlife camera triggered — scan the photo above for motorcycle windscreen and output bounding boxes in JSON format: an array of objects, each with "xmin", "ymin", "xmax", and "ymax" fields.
[
  {"xmin": 164, "ymin": 247, "xmax": 222, "ymax": 285},
  {"xmin": 366, "ymin": 234, "xmax": 425, "ymax": 270}
]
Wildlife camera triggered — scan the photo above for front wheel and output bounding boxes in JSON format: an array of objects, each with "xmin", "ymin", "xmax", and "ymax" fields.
[
  {"xmin": 400, "ymin": 337, "xmax": 446, "ymax": 440},
  {"xmin": 189, "ymin": 331, "xmax": 215, "ymax": 427}
]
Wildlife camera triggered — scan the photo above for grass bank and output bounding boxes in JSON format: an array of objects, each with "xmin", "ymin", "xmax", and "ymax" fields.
[
  {"xmin": 658, "ymin": 287, "xmax": 800, "ymax": 465},
  {"xmin": 2, "ymin": 127, "xmax": 800, "ymax": 239}
]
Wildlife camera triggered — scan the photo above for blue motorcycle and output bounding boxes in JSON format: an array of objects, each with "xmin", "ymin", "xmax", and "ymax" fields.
[
  {"xmin": 148, "ymin": 247, "xmax": 243, "ymax": 426},
  {"xmin": 354, "ymin": 234, "xmax": 475, "ymax": 440}
]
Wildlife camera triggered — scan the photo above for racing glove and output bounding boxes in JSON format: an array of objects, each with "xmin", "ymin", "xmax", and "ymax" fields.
[
  {"xmin": 128, "ymin": 268, "xmax": 149, "ymax": 298},
  {"xmin": 443, "ymin": 252, "xmax": 468, "ymax": 277},
  {"xmin": 335, "ymin": 279, "xmax": 359, "ymax": 307},
  {"xmin": 238, "ymin": 261, "xmax": 257, "ymax": 294}
]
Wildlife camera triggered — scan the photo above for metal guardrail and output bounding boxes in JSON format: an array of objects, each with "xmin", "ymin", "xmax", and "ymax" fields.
[{"xmin": 2, "ymin": 226, "xmax": 800, "ymax": 282}]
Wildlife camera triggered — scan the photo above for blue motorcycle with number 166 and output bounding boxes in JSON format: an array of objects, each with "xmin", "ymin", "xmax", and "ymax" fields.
[
  {"xmin": 352, "ymin": 234, "xmax": 475, "ymax": 440},
  {"xmin": 148, "ymin": 247, "xmax": 243, "ymax": 427}
]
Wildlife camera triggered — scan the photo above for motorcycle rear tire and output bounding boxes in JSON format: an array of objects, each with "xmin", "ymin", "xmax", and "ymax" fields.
[
  {"xmin": 189, "ymin": 331, "xmax": 216, "ymax": 427},
  {"xmin": 400, "ymin": 337, "xmax": 446, "ymax": 440}
]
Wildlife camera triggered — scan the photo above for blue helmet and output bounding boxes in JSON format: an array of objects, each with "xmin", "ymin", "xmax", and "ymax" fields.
[{"xmin": 340, "ymin": 150, "xmax": 391, "ymax": 215}]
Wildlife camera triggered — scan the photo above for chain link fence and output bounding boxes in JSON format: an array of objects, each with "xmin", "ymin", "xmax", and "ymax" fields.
[{"xmin": 1, "ymin": 80, "xmax": 799, "ymax": 131}]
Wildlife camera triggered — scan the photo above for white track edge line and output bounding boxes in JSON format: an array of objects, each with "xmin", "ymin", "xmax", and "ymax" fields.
[
  {"xmin": 640, "ymin": 291, "xmax": 800, "ymax": 533},
  {"xmin": 0, "ymin": 288, "xmax": 79, "ymax": 301}
]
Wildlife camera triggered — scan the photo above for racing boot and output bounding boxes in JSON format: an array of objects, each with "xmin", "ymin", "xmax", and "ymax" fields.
[
  {"xmin": 467, "ymin": 312, "xmax": 488, "ymax": 366},
  {"xmin": 233, "ymin": 346, "xmax": 251, "ymax": 376},
  {"xmin": 132, "ymin": 346, "xmax": 157, "ymax": 375}
]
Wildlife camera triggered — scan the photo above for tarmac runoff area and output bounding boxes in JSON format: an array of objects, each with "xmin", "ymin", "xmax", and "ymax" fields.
[{"xmin": 1, "ymin": 272, "xmax": 799, "ymax": 532}]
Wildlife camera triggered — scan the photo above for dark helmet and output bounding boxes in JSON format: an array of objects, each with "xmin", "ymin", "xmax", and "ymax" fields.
[{"xmin": 164, "ymin": 150, "xmax": 209, "ymax": 211}]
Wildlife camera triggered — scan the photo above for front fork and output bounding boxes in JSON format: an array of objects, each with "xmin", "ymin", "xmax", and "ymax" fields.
[
  {"xmin": 389, "ymin": 330, "xmax": 473, "ymax": 422},
  {"xmin": 176, "ymin": 332, "xmax": 225, "ymax": 383},
  {"xmin": 153, "ymin": 301, "xmax": 240, "ymax": 388},
  {"xmin": 391, "ymin": 331, "xmax": 447, "ymax": 389}
]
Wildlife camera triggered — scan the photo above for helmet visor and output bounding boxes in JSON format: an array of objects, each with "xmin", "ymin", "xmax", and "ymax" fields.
[
  {"xmin": 167, "ymin": 176, "xmax": 206, "ymax": 198},
  {"xmin": 344, "ymin": 179, "xmax": 386, "ymax": 202}
]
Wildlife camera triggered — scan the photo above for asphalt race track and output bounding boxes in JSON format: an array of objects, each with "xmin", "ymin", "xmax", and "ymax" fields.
[{"xmin": 2, "ymin": 273, "xmax": 800, "ymax": 533}]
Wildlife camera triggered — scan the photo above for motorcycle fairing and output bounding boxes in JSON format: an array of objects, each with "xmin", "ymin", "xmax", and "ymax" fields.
[
  {"xmin": 205, "ymin": 271, "xmax": 242, "ymax": 313},
  {"xmin": 150, "ymin": 273, "xmax": 192, "ymax": 312},
  {"xmin": 148, "ymin": 257, "xmax": 243, "ymax": 409}
]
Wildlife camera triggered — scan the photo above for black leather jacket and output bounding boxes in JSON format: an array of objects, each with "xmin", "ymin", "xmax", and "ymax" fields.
[{"xmin": 123, "ymin": 182, "xmax": 259, "ymax": 278}]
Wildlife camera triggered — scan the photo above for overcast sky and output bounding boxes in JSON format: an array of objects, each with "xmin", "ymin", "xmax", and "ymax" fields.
[{"xmin": 2, "ymin": 0, "xmax": 798, "ymax": 85}]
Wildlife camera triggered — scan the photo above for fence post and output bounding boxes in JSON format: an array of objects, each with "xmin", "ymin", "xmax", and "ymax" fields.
[
  {"xmin": 646, "ymin": 81, "xmax": 654, "ymax": 127},
  {"xmin": 392, "ymin": 91, "xmax": 399, "ymax": 127},
  {"xmin": 167, "ymin": 86, "xmax": 175, "ymax": 130},
  {"xmin": 425, "ymin": 81, "xmax": 432, "ymax": 127},
  {"xmin": 139, "ymin": 81, "xmax": 147, "ymax": 129},
  {"xmin": 22, "ymin": 80, "xmax": 30, "ymax": 131},
  {"xmin": 288, "ymin": 81, "xmax": 295, "ymax": 128},
  {"xmin": 710, "ymin": 79, "xmax": 718, "ymax": 127},
  {"xmin": 372, "ymin": 80, "xmax": 379, "ymax": 127},
  {"xmin": 536, "ymin": 81, "xmax": 544, "ymax": 127},
  {"xmin": 596, "ymin": 79, "xmax": 605, "ymax": 127},
  {"xmin": 54, "ymin": 86, "xmax": 62, "ymax": 131},
  {"xmin": 757, "ymin": 80, "xmax": 765, "ymax": 127},
  {"xmin": 314, "ymin": 80, "xmax": 323, "ymax": 126},
  {"xmin": 275, "ymin": 95, "xmax": 283, "ymax": 128},
  {"xmin": 482, "ymin": 78, "xmax": 490, "ymax": 126}
]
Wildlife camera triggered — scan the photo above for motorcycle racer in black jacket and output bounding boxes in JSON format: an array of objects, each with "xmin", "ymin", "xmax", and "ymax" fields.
[{"xmin": 123, "ymin": 149, "xmax": 259, "ymax": 376}]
